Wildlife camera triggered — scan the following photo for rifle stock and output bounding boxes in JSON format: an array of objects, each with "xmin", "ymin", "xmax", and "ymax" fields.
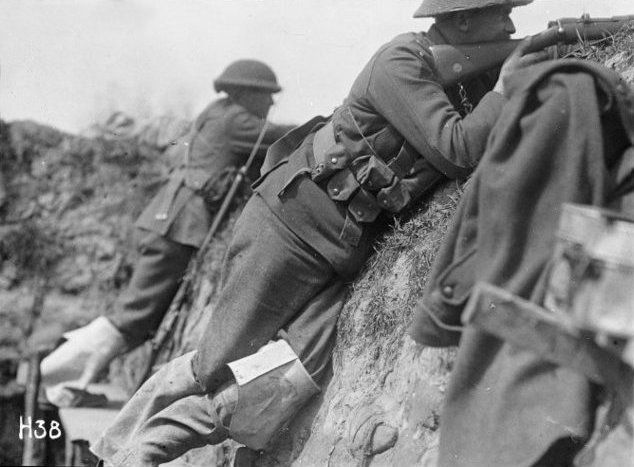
[{"xmin": 431, "ymin": 15, "xmax": 634, "ymax": 88}]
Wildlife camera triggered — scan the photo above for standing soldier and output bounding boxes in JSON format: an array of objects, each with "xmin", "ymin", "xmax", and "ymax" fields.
[
  {"xmin": 94, "ymin": 1, "xmax": 546, "ymax": 464},
  {"xmin": 41, "ymin": 60, "xmax": 294, "ymax": 399}
]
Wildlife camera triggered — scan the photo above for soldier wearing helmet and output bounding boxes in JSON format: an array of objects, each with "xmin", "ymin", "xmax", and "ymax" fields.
[
  {"xmin": 40, "ymin": 60, "xmax": 294, "ymax": 397},
  {"xmin": 94, "ymin": 2, "xmax": 549, "ymax": 464}
]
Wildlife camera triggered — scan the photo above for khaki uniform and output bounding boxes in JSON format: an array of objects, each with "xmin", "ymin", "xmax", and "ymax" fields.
[
  {"xmin": 254, "ymin": 26, "xmax": 503, "ymax": 279},
  {"xmin": 135, "ymin": 97, "xmax": 292, "ymax": 248},
  {"xmin": 109, "ymin": 98, "xmax": 292, "ymax": 346}
]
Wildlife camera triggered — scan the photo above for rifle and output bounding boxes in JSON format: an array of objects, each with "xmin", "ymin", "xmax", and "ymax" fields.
[
  {"xmin": 135, "ymin": 120, "xmax": 271, "ymax": 390},
  {"xmin": 431, "ymin": 14, "xmax": 634, "ymax": 88}
]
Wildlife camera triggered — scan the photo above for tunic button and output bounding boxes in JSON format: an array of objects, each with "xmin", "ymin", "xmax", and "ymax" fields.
[
  {"xmin": 155, "ymin": 213, "xmax": 168, "ymax": 221},
  {"xmin": 331, "ymin": 157, "xmax": 338, "ymax": 164},
  {"xmin": 356, "ymin": 210, "xmax": 364, "ymax": 217},
  {"xmin": 442, "ymin": 285, "xmax": 454, "ymax": 298},
  {"xmin": 332, "ymin": 187, "xmax": 340, "ymax": 195}
]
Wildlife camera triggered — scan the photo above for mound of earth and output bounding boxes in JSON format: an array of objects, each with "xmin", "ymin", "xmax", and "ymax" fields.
[{"xmin": 0, "ymin": 114, "xmax": 188, "ymax": 464}]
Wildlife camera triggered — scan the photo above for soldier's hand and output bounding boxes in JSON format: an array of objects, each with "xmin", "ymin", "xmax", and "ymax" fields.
[{"xmin": 493, "ymin": 37, "xmax": 550, "ymax": 97}]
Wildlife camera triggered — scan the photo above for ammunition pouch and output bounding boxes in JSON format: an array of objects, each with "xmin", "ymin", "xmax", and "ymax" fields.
[
  {"xmin": 310, "ymin": 121, "xmax": 421, "ymax": 222},
  {"xmin": 376, "ymin": 178, "xmax": 412, "ymax": 213},
  {"xmin": 225, "ymin": 340, "xmax": 319, "ymax": 450},
  {"xmin": 545, "ymin": 203, "xmax": 634, "ymax": 338},
  {"xmin": 311, "ymin": 121, "xmax": 350, "ymax": 183}
]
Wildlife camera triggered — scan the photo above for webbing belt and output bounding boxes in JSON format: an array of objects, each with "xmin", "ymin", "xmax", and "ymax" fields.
[{"xmin": 310, "ymin": 121, "xmax": 420, "ymax": 219}]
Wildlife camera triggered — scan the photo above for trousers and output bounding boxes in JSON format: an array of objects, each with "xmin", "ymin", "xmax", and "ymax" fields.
[
  {"xmin": 94, "ymin": 275, "xmax": 345, "ymax": 465},
  {"xmin": 191, "ymin": 193, "xmax": 341, "ymax": 391},
  {"xmin": 108, "ymin": 230, "xmax": 196, "ymax": 347},
  {"xmin": 92, "ymin": 351, "xmax": 236, "ymax": 467},
  {"xmin": 93, "ymin": 195, "xmax": 351, "ymax": 464}
]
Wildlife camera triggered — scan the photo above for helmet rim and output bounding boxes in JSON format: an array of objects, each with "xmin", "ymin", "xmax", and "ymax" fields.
[
  {"xmin": 413, "ymin": 0, "xmax": 533, "ymax": 18},
  {"xmin": 213, "ymin": 59, "xmax": 282, "ymax": 94}
]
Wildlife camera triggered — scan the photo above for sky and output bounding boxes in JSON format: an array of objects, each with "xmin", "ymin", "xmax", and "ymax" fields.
[{"xmin": 0, "ymin": 0, "xmax": 633, "ymax": 133}]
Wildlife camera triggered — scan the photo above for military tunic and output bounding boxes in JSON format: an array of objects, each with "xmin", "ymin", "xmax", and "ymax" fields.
[
  {"xmin": 135, "ymin": 98, "xmax": 293, "ymax": 248},
  {"xmin": 109, "ymin": 98, "xmax": 293, "ymax": 347},
  {"xmin": 193, "ymin": 25, "xmax": 505, "ymax": 391}
]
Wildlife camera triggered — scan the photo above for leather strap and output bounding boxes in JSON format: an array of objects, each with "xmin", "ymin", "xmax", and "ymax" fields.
[{"xmin": 388, "ymin": 142, "xmax": 419, "ymax": 179}]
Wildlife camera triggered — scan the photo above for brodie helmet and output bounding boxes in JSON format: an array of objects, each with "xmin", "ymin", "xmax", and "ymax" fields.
[
  {"xmin": 213, "ymin": 59, "xmax": 282, "ymax": 94},
  {"xmin": 413, "ymin": 0, "xmax": 533, "ymax": 18}
]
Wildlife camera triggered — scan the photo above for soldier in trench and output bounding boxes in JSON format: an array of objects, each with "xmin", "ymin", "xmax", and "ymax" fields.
[
  {"xmin": 40, "ymin": 60, "xmax": 294, "ymax": 402},
  {"xmin": 93, "ymin": 1, "xmax": 548, "ymax": 464}
]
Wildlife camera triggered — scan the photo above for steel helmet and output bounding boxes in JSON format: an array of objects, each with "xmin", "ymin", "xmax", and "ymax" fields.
[
  {"xmin": 213, "ymin": 59, "xmax": 282, "ymax": 94},
  {"xmin": 413, "ymin": 0, "xmax": 533, "ymax": 18}
]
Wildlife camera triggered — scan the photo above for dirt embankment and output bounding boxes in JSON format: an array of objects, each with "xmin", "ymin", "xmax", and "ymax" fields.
[
  {"xmin": 0, "ymin": 115, "xmax": 188, "ymax": 464},
  {"xmin": 0, "ymin": 120, "xmax": 170, "ymax": 354}
]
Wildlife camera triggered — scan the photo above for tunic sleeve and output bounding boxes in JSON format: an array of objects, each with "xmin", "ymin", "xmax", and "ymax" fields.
[{"xmin": 366, "ymin": 39, "xmax": 505, "ymax": 179}]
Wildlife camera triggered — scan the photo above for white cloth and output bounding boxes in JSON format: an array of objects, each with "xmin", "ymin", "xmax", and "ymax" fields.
[{"xmin": 40, "ymin": 316, "xmax": 126, "ymax": 386}]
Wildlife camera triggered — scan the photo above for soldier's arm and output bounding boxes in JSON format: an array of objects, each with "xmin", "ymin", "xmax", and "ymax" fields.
[
  {"xmin": 228, "ymin": 111, "xmax": 294, "ymax": 157},
  {"xmin": 367, "ymin": 40, "xmax": 505, "ymax": 179},
  {"xmin": 401, "ymin": 150, "xmax": 447, "ymax": 202}
]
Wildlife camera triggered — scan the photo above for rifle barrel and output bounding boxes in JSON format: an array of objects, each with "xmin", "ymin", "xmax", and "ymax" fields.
[
  {"xmin": 548, "ymin": 15, "xmax": 634, "ymax": 27},
  {"xmin": 431, "ymin": 14, "xmax": 634, "ymax": 87},
  {"xmin": 531, "ymin": 19, "xmax": 634, "ymax": 51}
]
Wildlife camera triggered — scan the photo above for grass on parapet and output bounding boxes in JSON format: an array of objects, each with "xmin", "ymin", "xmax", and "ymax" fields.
[{"xmin": 337, "ymin": 181, "xmax": 463, "ymax": 354}]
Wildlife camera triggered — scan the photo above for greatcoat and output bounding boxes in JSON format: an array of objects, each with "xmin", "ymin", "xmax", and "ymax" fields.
[{"xmin": 410, "ymin": 60, "xmax": 634, "ymax": 466}]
